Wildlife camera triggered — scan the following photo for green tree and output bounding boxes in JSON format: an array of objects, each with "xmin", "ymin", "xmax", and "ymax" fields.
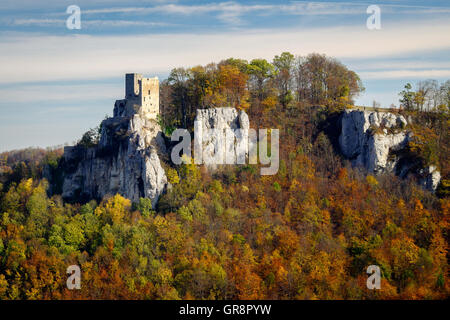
[
  {"xmin": 247, "ymin": 59, "xmax": 275, "ymax": 101},
  {"xmin": 79, "ymin": 127, "xmax": 100, "ymax": 147},
  {"xmin": 273, "ymin": 52, "xmax": 295, "ymax": 107},
  {"xmin": 134, "ymin": 197, "xmax": 154, "ymax": 218},
  {"xmin": 399, "ymin": 83, "xmax": 415, "ymax": 111}
]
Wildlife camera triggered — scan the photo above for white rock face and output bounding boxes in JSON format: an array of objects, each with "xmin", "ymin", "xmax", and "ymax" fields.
[
  {"xmin": 62, "ymin": 114, "xmax": 167, "ymax": 207},
  {"xmin": 366, "ymin": 132, "xmax": 409, "ymax": 173},
  {"xmin": 339, "ymin": 110, "xmax": 409, "ymax": 172},
  {"xmin": 419, "ymin": 165, "xmax": 441, "ymax": 191},
  {"xmin": 339, "ymin": 109, "xmax": 440, "ymax": 191},
  {"xmin": 195, "ymin": 107, "xmax": 249, "ymax": 169}
]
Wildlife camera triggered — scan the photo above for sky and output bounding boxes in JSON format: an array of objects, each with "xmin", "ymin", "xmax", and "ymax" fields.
[{"xmin": 0, "ymin": 0, "xmax": 449, "ymax": 151}]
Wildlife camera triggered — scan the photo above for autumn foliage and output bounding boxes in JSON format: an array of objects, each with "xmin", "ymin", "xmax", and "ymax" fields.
[{"xmin": 0, "ymin": 53, "xmax": 448, "ymax": 300}]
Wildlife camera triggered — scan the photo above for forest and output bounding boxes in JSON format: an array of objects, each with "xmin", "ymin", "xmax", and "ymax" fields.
[{"xmin": 0, "ymin": 52, "xmax": 448, "ymax": 299}]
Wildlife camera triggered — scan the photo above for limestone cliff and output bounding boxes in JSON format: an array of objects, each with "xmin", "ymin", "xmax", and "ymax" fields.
[
  {"xmin": 61, "ymin": 74, "xmax": 167, "ymax": 207},
  {"xmin": 195, "ymin": 107, "xmax": 250, "ymax": 169},
  {"xmin": 62, "ymin": 114, "xmax": 167, "ymax": 207},
  {"xmin": 339, "ymin": 109, "xmax": 441, "ymax": 191}
]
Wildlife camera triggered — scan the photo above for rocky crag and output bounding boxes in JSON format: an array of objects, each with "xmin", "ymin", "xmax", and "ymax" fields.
[
  {"xmin": 61, "ymin": 74, "xmax": 167, "ymax": 207},
  {"xmin": 195, "ymin": 107, "xmax": 250, "ymax": 169},
  {"xmin": 339, "ymin": 109, "xmax": 441, "ymax": 191},
  {"xmin": 59, "ymin": 73, "xmax": 251, "ymax": 207},
  {"xmin": 58, "ymin": 73, "xmax": 441, "ymax": 205}
]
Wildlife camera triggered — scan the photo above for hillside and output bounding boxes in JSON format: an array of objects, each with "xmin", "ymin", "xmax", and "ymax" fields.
[{"xmin": 0, "ymin": 53, "xmax": 449, "ymax": 300}]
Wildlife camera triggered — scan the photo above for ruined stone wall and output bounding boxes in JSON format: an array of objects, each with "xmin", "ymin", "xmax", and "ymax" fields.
[
  {"xmin": 126, "ymin": 73, "xmax": 142, "ymax": 98},
  {"xmin": 62, "ymin": 73, "xmax": 167, "ymax": 207},
  {"xmin": 115, "ymin": 74, "xmax": 159, "ymax": 119},
  {"xmin": 139, "ymin": 77, "xmax": 159, "ymax": 119}
]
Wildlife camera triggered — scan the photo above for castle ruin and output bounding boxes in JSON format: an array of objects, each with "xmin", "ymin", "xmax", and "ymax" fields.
[
  {"xmin": 114, "ymin": 73, "xmax": 159, "ymax": 119},
  {"xmin": 61, "ymin": 73, "xmax": 167, "ymax": 206}
]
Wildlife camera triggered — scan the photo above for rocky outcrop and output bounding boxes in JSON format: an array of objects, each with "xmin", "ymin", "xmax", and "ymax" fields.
[
  {"xmin": 61, "ymin": 75, "xmax": 167, "ymax": 207},
  {"xmin": 339, "ymin": 110, "xmax": 410, "ymax": 173},
  {"xmin": 418, "ymin": 165, "xmax": 441, "ymax": 191},
  {"xmin": 195, "ymin": 107, "xmax": 250, "ymax": 169},
  {"xmin": 62, "ymin": 114, "xmax": 167, "ymax": 207},
  {"xmin": 339, "ymin": 109, "xmax": 440, "ymax": 191}
]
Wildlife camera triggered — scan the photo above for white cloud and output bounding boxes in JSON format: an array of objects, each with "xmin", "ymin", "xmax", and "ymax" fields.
[
  {"xmin": 0, "ymin": 0, "xmax": 174, "ymax": 10},
  {"xmin": 359, "ymin": 69, "xmax": 450, "ymax": 79},
  {"xmin": 5, "ymin": 1, "xmax": 450, "ymax": 28},
  {"xmin": 71, "ymin": 1, "xmax": 450, "ymax": 26},
  {"xmin": 86, "ymin": 20, "xmax": 171, "ymax": 27},
  {"xmin": 355, "ymin": 91, "xmax": 402, "ymax": 108},
  {"xmin": 348, "ymin": 60, "xmax": 450, "ymax": 71},
  {"xmin": 0, "ymin": 83, "xmax": 122, "ymax": 103},
  {"xmin": 9, "ymin": 18, "xmax": 171, "ymax": 27},
  {"xmin": 79, "ymin": 1, "xmax": 365, "ymax": 24},
  {"xmin": 78, "ymin": 1, "xmax": 450, "ymax": 16},
  {"xmin": 12, "ymin": 19, "xmax": 65, "ymax": 26},
  {"xmin": 1, "ymin": 18, "xmax": 450, "ymax": 84}
]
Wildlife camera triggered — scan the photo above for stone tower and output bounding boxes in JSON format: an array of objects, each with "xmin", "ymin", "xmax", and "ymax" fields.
[
  {"xmin": 114, "ymin": 73, "xmax": 159, "ymax": 119},
  {"xmin": 62, "ymin": 73, "xmax": 167, "ymax": 207}
]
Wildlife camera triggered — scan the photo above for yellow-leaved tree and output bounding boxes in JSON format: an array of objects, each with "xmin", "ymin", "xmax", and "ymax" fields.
[{"xmin": 95, "ymin": 194, "xmax": 131, "ymax": 224}]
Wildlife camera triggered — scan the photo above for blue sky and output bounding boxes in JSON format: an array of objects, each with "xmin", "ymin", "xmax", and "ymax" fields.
[{"xmin": 0, "ymin": 0, "xmax": 449, "ymax": 151}]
